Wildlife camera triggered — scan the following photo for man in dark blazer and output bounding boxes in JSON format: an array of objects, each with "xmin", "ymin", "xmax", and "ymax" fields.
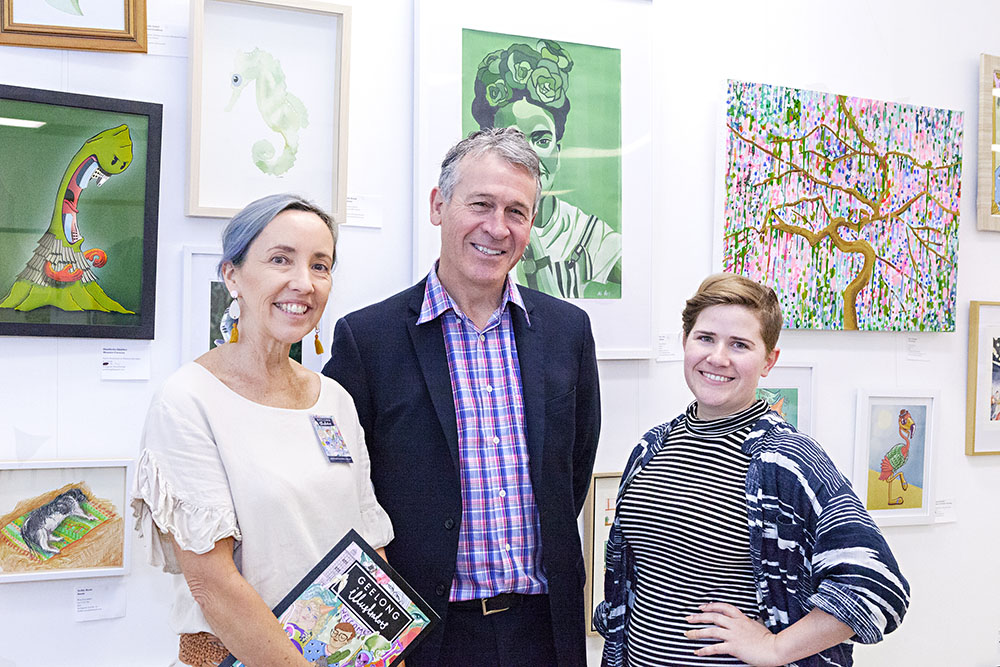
[{"xmin": 323, "ymin": 127, "xmax": 600, "ymax": 666}]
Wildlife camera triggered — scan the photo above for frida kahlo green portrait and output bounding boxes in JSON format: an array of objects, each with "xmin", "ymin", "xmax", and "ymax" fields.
[
  {"xmin": 463, "ymin": 29, "xmax": 622, "ymax": 300},
  {"xmin": 0, "ymin": 85, "xmax": 161, "ymax": 339}
]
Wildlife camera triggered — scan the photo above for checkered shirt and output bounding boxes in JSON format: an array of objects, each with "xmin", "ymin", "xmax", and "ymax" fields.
[{"xmin": 417, "ymin": 267, "xmax": 548, "ymax": 601}]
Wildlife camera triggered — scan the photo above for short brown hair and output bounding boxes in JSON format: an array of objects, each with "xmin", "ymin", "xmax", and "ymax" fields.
[{"xmin": 681, "ymin": 273, "xmax": 783, "ymax": 353}]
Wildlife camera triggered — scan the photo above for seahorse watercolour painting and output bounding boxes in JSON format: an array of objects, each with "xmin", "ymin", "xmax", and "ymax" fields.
[
  {"xmin": 0, "ymin": 125, "xmax": 135, "ymax": 313},
  {"xmin": 865, "ymin": 403, "xmax": 927, "ymax": 511},
  {"xmin": 226, "ymin": 47, "xmax": 309, "ymax": 177}
]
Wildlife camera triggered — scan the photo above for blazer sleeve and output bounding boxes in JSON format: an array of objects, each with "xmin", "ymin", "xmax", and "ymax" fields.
[
  {"xmin": 572, "ymin": 310, "xmax": 601, "ymax": 516},
  {"xmin": 323, "ymin": 316, "xmax": 374, "ymax": 437}
]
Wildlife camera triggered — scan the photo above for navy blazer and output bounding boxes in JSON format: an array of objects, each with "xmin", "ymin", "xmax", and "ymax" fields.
[{"xmin": 322, "ymin": 279, "xmax": 600, "ymax": 666}]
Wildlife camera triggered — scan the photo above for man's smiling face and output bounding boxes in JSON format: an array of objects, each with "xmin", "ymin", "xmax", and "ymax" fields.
[{"xmin": 430, "ymin": 150, "xmax": 537, "ymax": 298}]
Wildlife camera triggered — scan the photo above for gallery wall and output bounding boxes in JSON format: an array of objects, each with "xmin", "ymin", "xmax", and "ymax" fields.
[{"xmin": 0, "ymin": 0, "xmax": 997, "ymax": 665}]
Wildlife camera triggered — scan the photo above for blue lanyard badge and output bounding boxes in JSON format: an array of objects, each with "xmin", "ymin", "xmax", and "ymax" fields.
[{"xmin": 310, "ymin": 414, "xmax": 353, "ymax": 463}]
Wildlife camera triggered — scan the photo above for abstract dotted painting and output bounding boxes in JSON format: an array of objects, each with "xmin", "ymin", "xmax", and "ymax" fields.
[{"xmin": 722, "ymin": 80, "xmax": 963, "ymax": 331}]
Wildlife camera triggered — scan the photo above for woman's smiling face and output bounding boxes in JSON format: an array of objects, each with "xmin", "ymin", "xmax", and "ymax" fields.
[
  {"xmin": 683, "ymin": 304, "xmax": 779, "ymax": 420},
  {"xmin": 223, "ymin": 209, "xmax": 334, "ymax": 348}
]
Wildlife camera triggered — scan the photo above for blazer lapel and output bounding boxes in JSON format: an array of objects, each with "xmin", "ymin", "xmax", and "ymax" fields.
[
  {"xmin": 406, "ymin": 288, "xmax": 461, "ymax": 474},
  {"xmin": 512, "ymin": 293, "xmax": 545, "ymax": 483}
]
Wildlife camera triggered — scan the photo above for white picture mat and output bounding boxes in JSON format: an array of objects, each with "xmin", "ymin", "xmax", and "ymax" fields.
[
  {"xmin": 852, "ymin": 391, "xmax": 936, "ymax": 526},
  {"xmin": 191, "ymin": 0, "xmax": 347, "ymax": 220},
  {"xmin": 181, "ymin": 246, "xmax": 331, "ymax": 372},
  {"xmin": 413, "ymin": 0, "xmax": 653, "ymax": 359},
  {"xmin": 757, "ymin": 363, "xmax": 814, "ymax": 435},
  {"xmin": 0, "ymin": 459, "xmax": 133, "ymax": 583},
  {"xmin": 12, "ymin": 0, "xmax": 127, "ymax": 31},
  {"xmin": 972, "ymin": 304, "xmax": 1000, "ymax": 452}
]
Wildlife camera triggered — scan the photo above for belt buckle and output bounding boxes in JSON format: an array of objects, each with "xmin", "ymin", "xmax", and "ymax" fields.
[{"xmin": 481, "ymin": 596, "xmax": 510, "ymax": 616}]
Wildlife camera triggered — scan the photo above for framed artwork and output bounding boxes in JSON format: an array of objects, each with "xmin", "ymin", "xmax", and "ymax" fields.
[
  {"xmin": 719, "ymin": 79, "xmax": 963, "ymax": 332},
  {"xmin": 188, "ymin": 0, "xmax": 352, "ymax": 224},
  {"xmin": 978, "ymin": 54, "xmax": 1000, "ymax": 232},
  {"xmin": 181, "ymin": 246, "xmax": 305, "ymax": 365},
  {"xmin": 0, "ymin": 459, "xmax": 133, "ymax": 582},
  {"xmin": 965, "ymin": 301, "xmax": 1000, "ymax": 455},
  {"xmin": 414, "ymin": 0, "xmax": 653, "ymax": 358},
  {"xmin": 0, "ymin": 84, "xmax": 161, "ymax": 339},
  {"xmin": 853, "ymin": 391, "xmax": 935, "ymax": 526},
  {"xmin": 756, "ymin": 362, "xmax": 814, "ymax": 435},
  {"xmin": 0, "ymin": 0, "xmax": 146, "ymax": 52},
  {"xmin": 583, "ymin": 471, "xmax": 619, "ymax": 636}
]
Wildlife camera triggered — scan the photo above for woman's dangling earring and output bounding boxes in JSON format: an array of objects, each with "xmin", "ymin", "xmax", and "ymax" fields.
[
  {"xmin": 314, "ymin": 326, "xmax": 324, "ymax": 354},
  {"xmin": 227, "ymin": 290, "xmax": 240, "ymax": 343}
]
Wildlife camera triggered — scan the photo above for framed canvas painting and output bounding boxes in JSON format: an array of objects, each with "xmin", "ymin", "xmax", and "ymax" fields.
[
  {"xmin": 978, "ymin": 54, "xmax": 1000, "ymax": 232},
  {"xmin": 719, "ymin": 79, "xmax": 963, "ymax": 331},
  {"xmin": 413, "ymin": 0, "xmax": 654, "ymax": 358},
  {"xmin": 0, "ymin": 0, "xmax": 146, "ymax": 52},
  {"xmin": 0, "ymin": 84, "xmax": 161, "ymax": 339},
  {"xmin": 965, "ymin": 301, "xmax": 1000, "ymax": 455},
  {"xmin": 188, "ymin": 0, "xmax": 351, "ymax": 224},
  {"xmin": 756, "ymin": 362, "xmax": 814, "ymax": 434},
  {"xmin": 0, "ymin": 459, "xmax": 133, "ymax": 582},
  {"xmin": 583, "ymin": 471, "xmax": 619, "ymax": 636},
  {"xmin": 853, "ymin": 391, "xmax": 935, "ymax": 526}
]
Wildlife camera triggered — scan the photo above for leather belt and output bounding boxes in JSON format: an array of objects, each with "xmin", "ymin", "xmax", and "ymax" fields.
[{"xmin": 450, "ymin": 592, "xmax": 525, "ymax": 616}]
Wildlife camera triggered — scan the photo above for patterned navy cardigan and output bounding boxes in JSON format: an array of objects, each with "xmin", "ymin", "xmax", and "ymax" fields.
[{"xmin": 593, "ymin": 410, "xmax": 909, "ymax": 667}]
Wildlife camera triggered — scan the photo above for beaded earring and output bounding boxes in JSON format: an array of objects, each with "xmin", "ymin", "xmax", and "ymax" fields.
[{"xmin": 227, "ymin": 290, "xmax": 240, "ymax": 343}]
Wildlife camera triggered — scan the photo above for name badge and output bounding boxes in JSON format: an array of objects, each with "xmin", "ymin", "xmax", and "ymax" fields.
[{"xmin": 310, "ymin": 414, "xmax": 353, "ymax": 463}]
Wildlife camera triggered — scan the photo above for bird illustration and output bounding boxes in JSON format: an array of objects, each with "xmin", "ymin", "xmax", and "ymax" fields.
[{"xmin": 879, "ymin": 409, "xmax": 915, "ymax": 506}]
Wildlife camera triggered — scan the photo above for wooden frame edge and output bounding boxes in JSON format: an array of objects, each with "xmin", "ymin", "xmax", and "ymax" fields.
[
  {"xmin": 978, "ymin": 54, "xmax": 1000, "ymax": 231},
  {"xmin": 0, "ymin": 0, "xmax": 146, "ymax": 53}
]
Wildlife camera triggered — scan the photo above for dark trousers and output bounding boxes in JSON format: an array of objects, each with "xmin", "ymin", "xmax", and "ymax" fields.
[{"xmin": 434, "ymin": 593, "xmax": 558, "ymax": 667}]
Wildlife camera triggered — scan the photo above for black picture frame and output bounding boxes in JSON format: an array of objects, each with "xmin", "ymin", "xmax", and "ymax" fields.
[{"xmin": 0, "ymin": 84, "xmax": 161, "ymax": 339}]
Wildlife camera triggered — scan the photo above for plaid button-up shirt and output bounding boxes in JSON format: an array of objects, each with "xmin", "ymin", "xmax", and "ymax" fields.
[{"xmin": 417, "ymin": 267, "xmax": 547, "ymax": 601}]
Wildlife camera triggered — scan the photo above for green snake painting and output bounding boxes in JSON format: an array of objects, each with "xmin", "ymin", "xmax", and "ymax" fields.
[
  {"xmin": 0, "ymin": 125, "xmax": 134, "ymax": 313},
  {"xmin": 226, "ymin": 47, "xmax": 309, "ymax": 177}
]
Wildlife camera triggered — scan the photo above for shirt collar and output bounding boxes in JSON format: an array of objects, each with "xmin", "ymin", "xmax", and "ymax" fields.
[{"xmin": 417, "ymin": 262, "xmax": 529, "ymax": 326}]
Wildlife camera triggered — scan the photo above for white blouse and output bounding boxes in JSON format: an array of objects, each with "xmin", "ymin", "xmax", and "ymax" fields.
[{"xmin": 131, "ymin": 362, "xmax": 394, "ymax": 634}]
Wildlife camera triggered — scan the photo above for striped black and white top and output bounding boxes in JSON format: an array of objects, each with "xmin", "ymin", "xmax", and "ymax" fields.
[{"xmin": 617, "ymin": 400, "xmax": 769, "ymax": 666}]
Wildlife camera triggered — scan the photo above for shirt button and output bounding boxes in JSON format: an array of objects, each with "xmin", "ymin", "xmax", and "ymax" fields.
[
  {"xmin": 485, "ymin": 385, "xmax": 493, "ymax": 393},
  {"xmin": 479, "ymin": 334, "xmax": 485, "ymax": 342},
  {"xmin": 492, "ymin": 436, "xmax": 500, "ymax": 445},
  {"xmin": 504, "ymin": 543, "xmax": 511, "ymax": 552},
  {"xmin": 499, "ymin": 489, "xmax": 506, "ymax": 498},
  {"xmin": 444, "ymin": 517, "xmax": 455, "ymax": 530},
  {"xmin": 435, "ymin": 584, "xmax": 446, "ymax": 597}
]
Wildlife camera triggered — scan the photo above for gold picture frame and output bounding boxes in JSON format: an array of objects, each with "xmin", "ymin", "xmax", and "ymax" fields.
[
  {"xmin": 978, "ymin": 54, "xmax": 1000, "ymax": 231},
  {"xmin": 966, "ymin": 301, "xmax": 1000, "ymax": 454},
  {"xmin": 187, "ymin": 0, "xmax": 351, "ymax": 224},
  {"xmin": 0, "ymin": 0, "xmax": 146, "ymax": 52},
  {"xmin": 583, "ymin": 471, "xmax": 620, "ymax": 636}
]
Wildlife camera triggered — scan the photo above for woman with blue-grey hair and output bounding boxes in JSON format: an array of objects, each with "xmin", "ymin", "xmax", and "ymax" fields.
[{"xmin": 131, "ymin": 194, "xmax": 394, "ymax": 666}]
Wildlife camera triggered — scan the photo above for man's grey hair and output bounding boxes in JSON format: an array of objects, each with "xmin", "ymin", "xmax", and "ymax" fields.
[{"xmin": 437, "ymin": 127, "xmax": 542, "ymax": 213}]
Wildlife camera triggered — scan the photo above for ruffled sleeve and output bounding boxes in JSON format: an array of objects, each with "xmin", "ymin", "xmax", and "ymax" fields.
[{"xmin": 130, "ymin": 381, "xmax": 241, "ymax": 574}]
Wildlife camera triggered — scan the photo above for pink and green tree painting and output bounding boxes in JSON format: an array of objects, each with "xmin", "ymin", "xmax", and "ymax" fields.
[{"xmin": 723, "ymin": 80, "xmax": 963, "ymax": 331}]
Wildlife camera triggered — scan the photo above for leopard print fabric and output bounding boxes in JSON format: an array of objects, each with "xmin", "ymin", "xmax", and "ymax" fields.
[{"xmin": 178, "ymin": 632, "xmax": 229, "ymax": 667}]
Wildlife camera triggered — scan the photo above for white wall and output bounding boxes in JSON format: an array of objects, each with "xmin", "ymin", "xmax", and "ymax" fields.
[{"xmin": 0, "ymin": 0, "xmax": 997, "ymax": 665}]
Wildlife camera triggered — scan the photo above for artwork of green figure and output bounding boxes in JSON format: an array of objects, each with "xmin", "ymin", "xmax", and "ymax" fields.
[
  {"xmin": 226, "ymin": 47, "xmax": 309, "ymax": 177},
  {"xmin": 466, "ymin": 31, "xmax": 622, "ymax": 299},
  {"xmin": 0, "ymin": 125, "xmax": 134, "ymax": 313}
]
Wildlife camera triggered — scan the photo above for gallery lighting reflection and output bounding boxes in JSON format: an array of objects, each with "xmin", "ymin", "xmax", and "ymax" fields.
[{"xmin": 0, "ymin": 117, "xmax": 45, "ymax": 129}]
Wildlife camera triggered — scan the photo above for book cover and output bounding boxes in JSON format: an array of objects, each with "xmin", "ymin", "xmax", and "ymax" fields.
[{"xmin": 221, "ymin": 529, "xmax": 438, "ymax": 667}]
